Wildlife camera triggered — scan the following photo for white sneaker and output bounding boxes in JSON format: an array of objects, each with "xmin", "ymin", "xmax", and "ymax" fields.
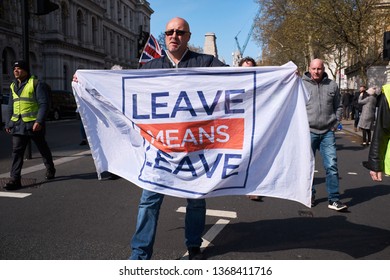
[{"xmin": 328, "ymin": 200, "xmax": 348, "ymax": 211}]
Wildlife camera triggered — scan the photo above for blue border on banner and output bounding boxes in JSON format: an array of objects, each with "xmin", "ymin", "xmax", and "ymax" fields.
[{"xmin": 122, "ymin": 70, "xmax": 257, "ymax": 195}]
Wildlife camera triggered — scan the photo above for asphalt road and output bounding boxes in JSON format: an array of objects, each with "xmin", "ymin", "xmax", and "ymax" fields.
[{"xmin": 0, "ymin": 119, "xmax": 389, "ymax": 260}]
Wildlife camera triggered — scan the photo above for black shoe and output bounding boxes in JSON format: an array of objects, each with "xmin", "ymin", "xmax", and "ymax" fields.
[
  {"xmin": 311, "ymin": 194, "xmax": 315, "ymax": 207},
  {"xmin": 46, "ymin": 168, "xmax": 56, "ymax": 180},
  {"xmin": 247, "ymin": 195, "xmax": 262, "ymax": 201},
  {"xmin": 188, "ymin": 247, "xmax": 204, "ymax": 260},
  {"xmin": 5, "ymin": 179, "xmax": 22, "ymax": 190},
  {"xmin": 108, "ymin": 173, "xmax": 120, "ymax": 180}
]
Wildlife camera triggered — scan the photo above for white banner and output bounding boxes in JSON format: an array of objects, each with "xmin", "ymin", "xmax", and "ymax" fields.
[{"xmin": 72, "ymin": 62, "xmax": 313, "ymax": 207}]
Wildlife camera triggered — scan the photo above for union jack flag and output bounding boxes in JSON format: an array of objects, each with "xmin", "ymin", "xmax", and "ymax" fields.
[{"xmin": 139, "ymin": 34, "xmax": 164, "ymax": 65}]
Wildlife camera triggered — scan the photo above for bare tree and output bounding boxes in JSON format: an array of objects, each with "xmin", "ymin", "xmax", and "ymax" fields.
[{"xmin": 255, "ymin": 0, "xmax": 390, "ymax": 83}]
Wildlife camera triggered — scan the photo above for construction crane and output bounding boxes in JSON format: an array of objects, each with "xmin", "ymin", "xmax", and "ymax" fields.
[{"xmin": 233, "ymin": 8, "xmax": 261, "ymax": 66}]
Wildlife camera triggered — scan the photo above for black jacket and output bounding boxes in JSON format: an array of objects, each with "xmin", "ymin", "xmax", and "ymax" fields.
[
  {"xmin": 366, "ymin": 94, "xmax": 390, "ymax": 172},
  {"xmin": 353, "ymin": 91, "xmax": 367, "ymax": 111},
  {"xmin": 141, "ymin": 50, "xmax": 226, "ymax": 69}
]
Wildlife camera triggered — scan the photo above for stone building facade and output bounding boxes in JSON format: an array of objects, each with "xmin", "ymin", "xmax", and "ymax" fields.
[{"xmin": 0, "ymin": 0, "xmax": 153, "ymax": 95}]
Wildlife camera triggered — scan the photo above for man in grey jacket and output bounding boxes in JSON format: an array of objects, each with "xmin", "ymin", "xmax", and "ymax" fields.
[{"xmin": 302, "ymin": 58, "xmax": 347, "ymax": 211}]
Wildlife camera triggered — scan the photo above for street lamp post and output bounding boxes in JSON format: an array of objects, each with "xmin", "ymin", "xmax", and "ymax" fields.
[
  {"xmin": 22, "ymin": 0, "xmax": 29, "ymax": 66},
  {"xmin": 21, "ymin": 0, "xmax": 59, "ymax": 160},
  {"xmin": 22, "ymin": 0, "xmax": 31, "ymax": 159}
]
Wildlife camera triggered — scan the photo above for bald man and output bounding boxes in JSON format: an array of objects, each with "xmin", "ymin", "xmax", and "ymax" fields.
[
  {"xmin": 130, "ymin": 17, "xmax": 226, "ymax": 260},
  {"xmin": 302, "ymin": 58, "xmax": 347, "ymax": 211}
]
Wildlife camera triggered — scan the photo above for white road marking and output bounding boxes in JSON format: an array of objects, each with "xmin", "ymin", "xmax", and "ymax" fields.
[
  {"xmin": 0, "ymin": 150, "xmax": 91, "ymax": 178},
  {"xmin": 176, "ymin": 206, "xmax": 237, "ymax": 218},
  {"xmin": 0, "ymin": 150, "xmax": 91, "ymax": 199},
  {"xmin": 177, "ymin": 207, "xmax": 237, "ymax": 258},
  {"xmin": 348, "ymin": 172, "xmax": 358, "ymax": 175},
  {"xmin": 0, "ymin": 191, "xmax": 32, "ymax": 198},
  {"xmin": 201, "ymin": 219, "xmax": 230, "ymax": 248}
]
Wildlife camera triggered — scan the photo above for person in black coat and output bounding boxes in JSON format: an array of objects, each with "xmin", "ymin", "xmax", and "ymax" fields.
[
  {"xmin": 342, "ymin": 91, "xmax": 352, "ymax": 120},
  {"xmin": 365, "ymin": 85, "xmax": 390, "ymax": 181}
]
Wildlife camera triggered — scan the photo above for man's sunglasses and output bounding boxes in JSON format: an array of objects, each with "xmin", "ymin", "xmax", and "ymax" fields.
[{"xmin": 164, "ymin": 29, "xmax": 190, "ymax": 36}]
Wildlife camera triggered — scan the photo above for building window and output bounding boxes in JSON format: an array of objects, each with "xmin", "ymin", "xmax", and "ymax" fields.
[
  {"xmin": 77, "ymin": 10, "xmax": 84, "ymax": 42},
  {"xmin": 61, "ymin": 2, "xmax": 69, "ymax": 36},
  {"xmin": 63, "ymin": 64, "xmax": 68, "ymax": 90},
  {"xmin": 103, "ymin": 27, "xmax": 107, "ymax": 52},
  {"xmin": 117, "ymin": 34, "xmax": 120, "ymax": 58},
  {"xmin": 124, "ymin": 6, "xmax": 127, "ymax": 27},
  {"xmin": 92, "ymin": 17, "xmax": 97, "ymax": 45},
  {"xmin": 2, "ymin": 47, "xmax": 15, "ymax": 77},
  {"xmin": 2, "ymin": 50, "xmax": 9, "ymax": 75},
  {"xmin": 109, "ymin": 31, "xmax": 114, "ymax": 55},
  {"xmin": 129, "ymin": 10, "xmax": 133, "ymax": 31},
  {"xmin": 130, "ymin": 39, "xmax": 135, "ymax": 59},
  {"xmin": 118, "ymin": 2, "xmax": 122, "ymax": 23}
]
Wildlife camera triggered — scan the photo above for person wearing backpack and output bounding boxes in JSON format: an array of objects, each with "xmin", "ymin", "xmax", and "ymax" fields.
[{"xmin": 3, "ymin": 60, "xmax": 56, "ymax": 190}]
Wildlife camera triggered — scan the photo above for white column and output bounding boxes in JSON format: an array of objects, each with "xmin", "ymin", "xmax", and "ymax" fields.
[
  {"xmin": 203, "ymin": 33, "xmax": 218, "ymax": 58},
  {"xmin": 387, "ymin": 61, "xmax": 390, "ymax": 84}
]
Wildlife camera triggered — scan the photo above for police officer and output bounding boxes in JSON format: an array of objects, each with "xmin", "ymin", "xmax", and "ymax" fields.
[{"xmin": 4, "ymin": 60, "xmax": 55, "ymax": 190}]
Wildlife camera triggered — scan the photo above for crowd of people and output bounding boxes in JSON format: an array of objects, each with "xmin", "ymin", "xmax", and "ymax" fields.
[
  {"xmin": 2, "ymin": 15, "xmax": 389, "ymax": 260},
  {"xmin": 341, "ymin": 85, "xmax": 380, "ymax": 147}
]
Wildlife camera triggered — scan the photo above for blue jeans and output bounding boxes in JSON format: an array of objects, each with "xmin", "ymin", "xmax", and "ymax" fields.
[
  {"xmin": 129, "ymin": 189, "xmax": 206, "ymax": 260},
  {"xmin": 310, "ymin": 130, "xmax": 340, "ymax": 202}
]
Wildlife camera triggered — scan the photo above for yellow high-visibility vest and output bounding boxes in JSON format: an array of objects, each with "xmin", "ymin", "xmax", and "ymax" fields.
[
  {"xmin": 10, "ymin": 76, "xmax": 39, "ymax": 122},
  {"xmin": 381, "ymin": 84, "xmax": 390, "ymax": 175}
]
